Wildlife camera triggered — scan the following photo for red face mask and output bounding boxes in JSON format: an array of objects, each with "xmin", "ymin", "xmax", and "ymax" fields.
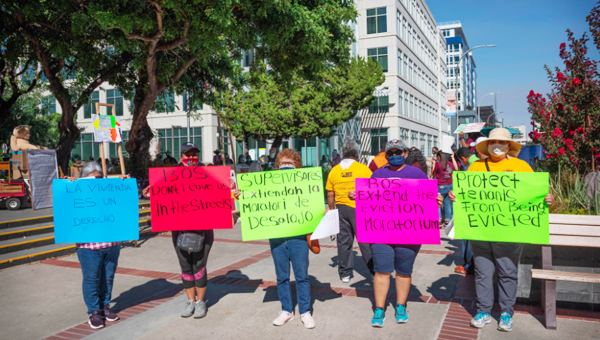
[{"xmin": 181, "ymin": 157, "xmax": 199, "ymax": 166}]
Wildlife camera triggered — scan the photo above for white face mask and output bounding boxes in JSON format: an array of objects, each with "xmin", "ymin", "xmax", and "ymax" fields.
[{"xmin": 488, "ymin": 143, "xmax": 509, "ymax": 157}]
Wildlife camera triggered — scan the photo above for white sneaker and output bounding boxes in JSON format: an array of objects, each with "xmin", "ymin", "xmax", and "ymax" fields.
[
  {"xmin": 301, "ymin": 312, "xmax": 316, "ymax": 329},
  {"xmin": 272, "ymin": 311, "xmax": 294, "ymax": 326},
  {"xmin": 341, "ymin": 276, "xmax": 351, "ymax": 283}
]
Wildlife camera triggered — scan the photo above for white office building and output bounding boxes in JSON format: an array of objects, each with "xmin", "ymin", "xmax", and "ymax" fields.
[
  {"xmin": 438, "ymin": 21, "xmax": 477, "ymax": 133},
  {"xmin": 357, "ymin": 0, "xmax": 449, "ymax": 157}
]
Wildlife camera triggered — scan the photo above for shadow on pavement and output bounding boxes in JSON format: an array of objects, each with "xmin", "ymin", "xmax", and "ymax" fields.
[
  {"xmin": 111, "ymin": 278, "xmax": 181, "ymax": 313},
  {"xmin": 205, "ymin": 270, "xmax": 258, "ymax": 309}
]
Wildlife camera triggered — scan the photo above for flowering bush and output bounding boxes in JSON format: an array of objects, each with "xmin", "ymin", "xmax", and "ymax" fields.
[{"xmin": 527, "ymin": 8, "xmax": 600, "ymax": 174}]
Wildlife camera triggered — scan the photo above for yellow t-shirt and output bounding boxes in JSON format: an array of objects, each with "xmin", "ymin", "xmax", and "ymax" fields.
[
  {"xmin": 467, "ymin": 157, "xmax": 533, "ymax": 173},
  {"xmin": 326, "ymin": 161, "xmax": 372, "ymax": 208}
]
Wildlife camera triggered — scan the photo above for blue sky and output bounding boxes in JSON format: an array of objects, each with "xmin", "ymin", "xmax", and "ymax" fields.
[{"xmin": 427, "ymin": 0, "xmax": 598, "ymax": 132}]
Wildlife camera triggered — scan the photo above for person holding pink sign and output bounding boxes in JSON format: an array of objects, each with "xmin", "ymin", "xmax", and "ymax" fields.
[
  {"xmin": 143, "ymin": 142, "xmax": 240, "ymax": 320},
  {"xmin": 350, "ymin": 140, "xmax": 443, "ymax": 328}
]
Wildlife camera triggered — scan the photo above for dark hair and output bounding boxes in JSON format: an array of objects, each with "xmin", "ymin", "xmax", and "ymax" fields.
[
  {"xmin": 439, "ymin": 152, "xmax": 450, "ymax": 171},
  {"xmin": 456, "ymin": 147, "xmax": 473, "ymax": 161},
  {"xmin": 406, "ymin": 149, "xmax": 427, "ymax": 174}
]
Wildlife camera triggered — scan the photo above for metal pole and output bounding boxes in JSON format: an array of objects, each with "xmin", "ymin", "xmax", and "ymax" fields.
[
  {"xmin": 187, "ymin": 114, "xmax": 190, "ymax": 142},
  {"xmin": 436, "ymin": 28, "xmax": 442, "ymax": 148}
]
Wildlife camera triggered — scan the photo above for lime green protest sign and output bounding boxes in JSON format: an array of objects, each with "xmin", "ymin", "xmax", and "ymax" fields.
[
  {"xmin": 237, "ymin": 167, "xmax": 325, "ymax": 241},
  {"xmin": 453, "ymin": 171, "xmax": 550, "ymax": 244}
]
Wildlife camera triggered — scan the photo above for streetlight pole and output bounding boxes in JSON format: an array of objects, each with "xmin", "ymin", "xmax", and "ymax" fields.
[
  {"xmin": 454, "ymin": 44, "xmax": 496, "ymax": 138},
  {"xmin": 477, "ymin": 91, "xmax": 500, "ymax": 123}
]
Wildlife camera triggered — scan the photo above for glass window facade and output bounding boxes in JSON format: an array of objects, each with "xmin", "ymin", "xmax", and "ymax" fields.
[
  {"xmin": 367, "ymin": 7, "xmax": 387, "ymax": 34},
  {"xmin": 370, "ymin": 128, "xmax": 388, "ymax": 156},
  {"xmin": 157, "ymin": 127, "xmax": 202, "ymax": 159},
  {"xmin": 369, "ymin": 95, "xmax": 389, "ymax": 114},
  {"xmin": 155, "ymin": 91, "xmax": 175, "ymax": 113},
  {"xmin": 106, "ymin": 89, "xmax": 124, "ymax": 116},
  {"xmin": 42, "ymin": 96, "xmax": 56, "ymax": 114},
  {"xmin": 367, "ymin": 47, "xmax": 388, "ymax": 72},
  {"xmin": 83, "ymin": 91, "xmax": 99, "ymax": 119},
  {"xmin": 108, "ymin": 131, "xmax": 129, "ymax": 159},
  {"xmin": 72, "ymin": 133, "xmax": 100, "ymax": 162}
]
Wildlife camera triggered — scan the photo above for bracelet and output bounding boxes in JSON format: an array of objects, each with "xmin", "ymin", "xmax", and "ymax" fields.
[{"xmin": 459, "ymin": 137, "xmax": 464, "ymax": 140}]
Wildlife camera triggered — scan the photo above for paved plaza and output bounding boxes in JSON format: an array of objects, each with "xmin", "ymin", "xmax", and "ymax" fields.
[{"xmin": 0, "ymin": 221, "xmax": 599, "ymax": 340}]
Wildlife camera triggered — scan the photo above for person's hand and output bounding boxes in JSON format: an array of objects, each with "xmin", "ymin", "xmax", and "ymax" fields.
[
  {"xmin": 229, "ymin": 179, "xmax": 236, "ymax": 189},
  {"xmin": 545, "ymin": 194, "xmax": 553, "ymax": 206},
  {"xmin": 448, "ymin": 190, "xmax": 456, "ymax": 202},
  {"xmin": 233, "ymin": 189, "xmax": 241, "ymax": 200},
  {"xmin": 436, "ymin": 194, "xmax": 444, "ymax": 207},
  {"xmin": 459, "ymin": 131, "xmax": 464, "ymax": 138},
  {"xmin": 118, "ymin": 174, "xmax": 130, "ymax": 180},
  {"xmin": 63, "ymin": 176, "xmax": 76, "ymax": 182},
  {"xmin": 142, "ymin": 186, "xmax": 151, "ymax": 198},
  {"xmin": 348, "ymin": 191, "xmax": 356, "ymax": 200}
]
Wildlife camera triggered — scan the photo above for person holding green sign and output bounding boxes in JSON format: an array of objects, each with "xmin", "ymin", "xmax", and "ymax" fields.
[
  {"xmin": 448, "ymin": 128, "xmax": 552, "ymax": 332},
  {"xmin": 268, "ymin": 148, "xmax": 316, "ymax": 329}
]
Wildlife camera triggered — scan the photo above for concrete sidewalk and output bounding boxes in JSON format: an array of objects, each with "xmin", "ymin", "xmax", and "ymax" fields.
[{"xmin": 0, "ymin": 222, "xmax": 598, "ymax": 340}]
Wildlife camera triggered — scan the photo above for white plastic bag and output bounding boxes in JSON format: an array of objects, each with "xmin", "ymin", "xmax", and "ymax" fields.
[{"xmin": 444, "ymin": 217, "xmax": 455, "ymax": 240}]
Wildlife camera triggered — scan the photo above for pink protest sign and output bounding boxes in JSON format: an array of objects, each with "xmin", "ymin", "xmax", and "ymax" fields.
[
  {"xmin": 149, "ymin": 166, "xmax": 233, "ymax": 232},
  {"xmin": 355, "ymin": 178, "xmax": 441, "ymax": 244}
]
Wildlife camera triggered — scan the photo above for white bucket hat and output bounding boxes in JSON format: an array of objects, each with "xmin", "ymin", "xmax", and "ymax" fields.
[{"xmin": 476, "ymin": 128, "xmax": 522, "ymax": 157}]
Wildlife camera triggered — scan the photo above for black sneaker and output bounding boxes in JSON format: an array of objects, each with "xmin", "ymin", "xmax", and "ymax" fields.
[
  {"xmin": 88, "ymin": 310, "xmax": 105, "ymax": 329},
  {"xmin": 103, "ymin": 304, "xmax": 120, "ymax": 322}
]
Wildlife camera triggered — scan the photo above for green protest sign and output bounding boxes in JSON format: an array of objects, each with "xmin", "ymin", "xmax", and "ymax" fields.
[
  {"xmin": 453, "ymin": 171, "xmax": 550, "ymax": 244},
  {"xmin": 237, "ymin": 167, "xmax": 325, "ymax": 241}
]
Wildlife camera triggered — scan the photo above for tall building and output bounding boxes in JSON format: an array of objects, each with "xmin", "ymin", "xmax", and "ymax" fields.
[
  {"xmin": 438, "ymin": 21, "xmax": 477, "ymax": 133},
  {"xmin": 358, "ymin": 0, "xmax": 448, "ymax": 158}
]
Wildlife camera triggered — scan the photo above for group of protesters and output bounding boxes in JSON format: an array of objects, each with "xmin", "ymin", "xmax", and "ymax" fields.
[{"xmin": 67, "ymin": 128, "xmax": 552, "ymax": 333}]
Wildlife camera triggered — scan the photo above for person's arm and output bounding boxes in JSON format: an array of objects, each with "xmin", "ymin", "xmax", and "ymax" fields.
[
  {"xmin": 450, "ymin": 152, "xmax": 459, "ymax": 172},
  {"xmin": 430, "ymin": 161, "xmax": 438, "ymax": 179},
  {"xmin": 327, "ymin": 191, "xmax": 336, "ymax": 210},
  {"xmin": 545, "ymin": 194, "xmax": 553, "ymax": 206},
  {"xmin": 459, "ymin": 132, "xmax": 469, "ymax": 148},
  {"xmin": 368, "ymin": 159, "xmax": 378, "ymax": 171}
]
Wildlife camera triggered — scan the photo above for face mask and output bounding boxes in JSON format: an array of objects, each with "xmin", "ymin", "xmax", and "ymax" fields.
[
  {"xmin": 269, "ymin": 152, "xmax": 276, "ymax": 157},
  {"xmin": 279, "ymin": 166, "xmax": 295, "ymax": 170},
  {"xmin": 387, "ymin": 155, "xmax": 406, "ymax": 167},
  {"xmin": 182, "ymin": 157, "xmax": 199, "ymax": 166},
  {"xmin": 240, "ymin": 158, "xmax": 246, "ymax": 163},
  {"xmin": 488, "ymin": 144, "xmax": 509, "ymax": 157}
]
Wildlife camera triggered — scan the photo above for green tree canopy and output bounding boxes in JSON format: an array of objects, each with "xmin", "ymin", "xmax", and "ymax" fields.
[
  {"xmin": 4, "ymin": 0, "xmax": 134, "ymax": 172},
  {"xmin": 219, "ymin": 57, "xmax": 385, "ymax": 148},
  {"xmin": 83, "ymin": 0, "xmax": 358, "ymax": 177}
]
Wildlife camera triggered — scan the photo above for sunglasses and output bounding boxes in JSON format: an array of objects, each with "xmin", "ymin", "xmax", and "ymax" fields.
[{"xmin": 386, "ymin": 149, "xmax": 405, "ymax": 157}]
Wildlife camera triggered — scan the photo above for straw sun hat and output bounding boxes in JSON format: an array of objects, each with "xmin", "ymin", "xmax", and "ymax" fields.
[{"xmin": 475, "ymin": 128, "xmax": 522, "ymax": 157}]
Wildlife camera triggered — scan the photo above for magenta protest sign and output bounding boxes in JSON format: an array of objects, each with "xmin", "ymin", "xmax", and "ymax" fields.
[{"xmin": 355, "ymin": 178, "xmax": 441, "ymax": 244}]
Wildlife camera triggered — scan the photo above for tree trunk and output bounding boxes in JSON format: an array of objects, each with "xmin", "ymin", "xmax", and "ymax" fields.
[
  {"xmin": 55, "ymin": 108, "xmax": 80, "ymax": 174},
  {"xmin": 271, "ymin": 135, "xmax": 284, "ymax": 149},
  {"xmin": 125, "ymin": 80, "xmax": 160, "ymax": 179}
]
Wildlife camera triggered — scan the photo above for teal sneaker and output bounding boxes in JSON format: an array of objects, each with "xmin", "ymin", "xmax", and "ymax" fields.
[
  {"xmin": 497, "ymin": 312, "xmax": 513, "ymax": 332},
  {"xmin": 395, "ymin": 304, "xmax": 408, "ymax": 323},
  {"xmin": 470, "ymin": 312, "xmax": 492, "ymax": 328},
  {"xmin": 371, "ymin": 308, "xmax": 385, "ymax": 328}
]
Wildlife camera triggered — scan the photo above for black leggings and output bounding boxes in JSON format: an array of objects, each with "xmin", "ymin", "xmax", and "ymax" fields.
[{"xmin": 172, "ymin": 230, "xmax": 214, "ymax": 289}]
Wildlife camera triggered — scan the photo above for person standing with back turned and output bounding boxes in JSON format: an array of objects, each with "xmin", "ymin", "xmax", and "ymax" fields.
[
  {"xmin": 449, "ymin": 128, "xmax": 553, "ymax": 332},
  {"xmin": 326, "ymin": 140, "xmax": 374, "ymax": 283}
]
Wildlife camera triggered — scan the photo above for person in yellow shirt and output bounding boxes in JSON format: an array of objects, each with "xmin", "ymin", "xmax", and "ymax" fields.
[
  {"xmin": 326, "ymin": 140, "xmax": 374, "ymax": 283},
  {"xmin": 449, "ymin": 128, "xmax": 552, "ymax": 332}
]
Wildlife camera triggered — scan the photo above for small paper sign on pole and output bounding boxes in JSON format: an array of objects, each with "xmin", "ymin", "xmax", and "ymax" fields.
[{"xmin": 310, "ymin": 209, "xmax": 340, "ymax": 240}]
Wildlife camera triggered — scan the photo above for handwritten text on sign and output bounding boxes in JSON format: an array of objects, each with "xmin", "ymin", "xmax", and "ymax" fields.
[
  {"xmin": 150, "ymin": 166, "xmax": 233, "ymax": 231},
  {"xmin": 355, "ymin": 178, "xmax": 441, "ymax": 244},
  {"xmin": 237, "ymin": 167, "xmax": 325, "ymax": 241},
  {"xmin": 453, "ymin": 172, "xmax": 550, "ymax": 244},
  {"xmin": 53, "ymin": 178, "xmax": 139, "ymax": 243}
]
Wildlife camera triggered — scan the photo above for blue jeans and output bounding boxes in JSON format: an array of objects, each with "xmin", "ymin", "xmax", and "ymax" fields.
[
  {"xmin": 269, "ymin": 235, "xmax": 311, "ymax": 315},
  {"xmin": 462, "ymin": 240, "xmax": 474, "ymax": 271},
  {"xmin": 77, "ymin": 245, "xmax": 121, "ymax": 314},
  {"xmin": 438, "ymin": 184, "xmax": 453, "ymax": 221}
]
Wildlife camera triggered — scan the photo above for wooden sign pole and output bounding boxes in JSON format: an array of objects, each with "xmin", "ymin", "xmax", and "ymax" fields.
[{"xmin": 94, "ymin": 102, "xmax": 126, "ymax": 177}]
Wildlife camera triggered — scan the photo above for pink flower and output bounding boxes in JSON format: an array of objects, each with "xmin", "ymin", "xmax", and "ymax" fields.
[
  {"xmin": 559, "ymin": 148, "xmax": 565, "ymax": 155},
  {"xmin": 557, "ymin": 72, "xmax": 567, "ymax": 82},
  {"xmin": 560, "ymin": 43, "xmax": 566, "ymax": 50},
  {"xmin": 528, "ymin": 90, "xmax": 535, "ymax": 97},
  {"xmin": 573, "ymin": 78, "xmax": 581, "ymax": 85},
  {"xmin": 573, "ymin": 105, "xmax": 578, "ymax": 111}
]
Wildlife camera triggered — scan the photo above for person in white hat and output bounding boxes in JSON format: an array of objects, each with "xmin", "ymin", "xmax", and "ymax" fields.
[{"xmin": 449, "ymin": 128, "xmax": 553, "ymax": 332}]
